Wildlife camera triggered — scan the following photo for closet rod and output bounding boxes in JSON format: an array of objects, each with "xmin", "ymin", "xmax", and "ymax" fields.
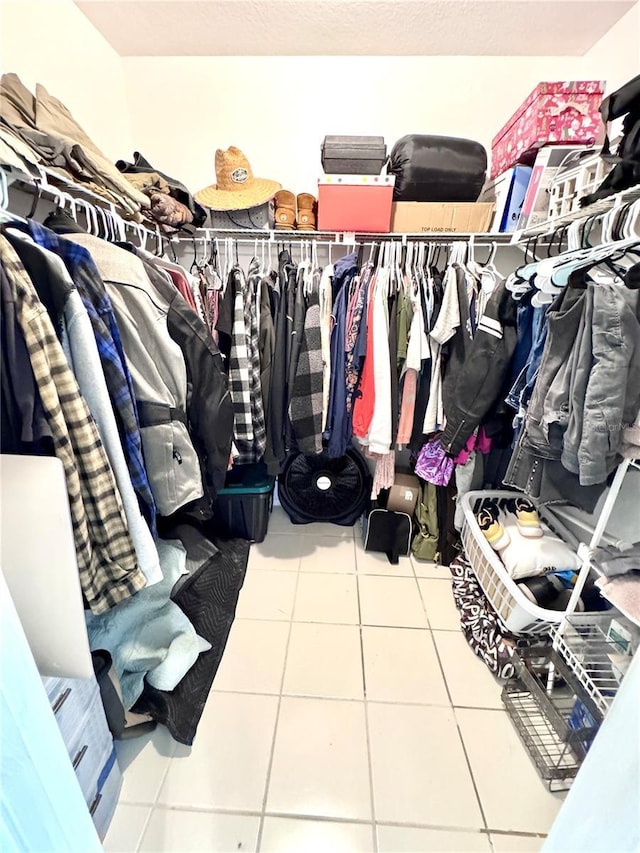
[
  {"xmin": 6, "ymin": 171, "xmax": 170, "ymax": 246},
  {"xmin": 181, "ymin": 229, "xmax": 515, "ymax": 247},
  {"xmin": 513, "ymin": 185, "xmax": 640, "ymax": 241}
]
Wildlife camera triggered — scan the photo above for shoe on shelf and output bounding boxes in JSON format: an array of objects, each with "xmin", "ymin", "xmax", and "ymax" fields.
[
  {"xmin": 297, "ymin": 193, "xmax": 317, "ymax": 231},
  {"xmin": 275, "ymin": 190, "xmax": 296, "ymax": 231},
  {"xmin": 511, "ymin": 497, "xmax": 544, "ymax": 538},
  {"xmin": 477, "ymin": 505, "xmax": 511, "ymax": 551}
]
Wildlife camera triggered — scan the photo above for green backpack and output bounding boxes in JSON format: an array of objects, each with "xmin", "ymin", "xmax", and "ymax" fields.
[{"xmin": 411, "ymin": 480, "xmax": 440, "ymax": 562}]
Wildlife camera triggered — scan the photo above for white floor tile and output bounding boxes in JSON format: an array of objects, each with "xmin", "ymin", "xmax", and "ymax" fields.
[
  {"xmin": 490, "ymin": 833, "xmax": 545, "ymax": 852},
  {"xmin": 358, "ymin": 576, "xmax": 428, "ymax": 628},
  {"xmin": 294, "ymin": 573, "xmax": 360, "ymax": 624},
  {"xmin": 265, "ymin": 507, "xmax": 298, "ymax": 535},
  {"xmin": 368, "ymin": 703, "xmax": 483, "ymax": 828},
  {"xmin": 138, "ymin": 809, "xmax": 260, "ymax": 853},
  {"xmin": 433, "ymin": 630, "xmax": 503, "ymax": 709},
  {"xmin": 377, "ymin": 825, "xmax": 492, "ymax": 852},
  {"xmin": 236, "ymin": 570, "xmax": 298, "ymax": 621},
  {"xmin": 267, "ymin": 697, "xmax": 372, "ymax": 820},
  {"xmin": 362, "ymin": 626, "xmax": 449, "ymax": 705},
  {"xmin": 248, "ymin": 534, "xmax": 308, "ymax": 570},
  {"xmin": 456, "ymin": 709, "xmax": 563, "ymax": 834},
  {"xmin": 268, "ymin": 507, "xmax": 354, "ymax": 538},
  {"xmin": 109, "ymin": 521, "xmax": 566, "ymax": 853},
  {"xmin": 356, "ymin": 542, "xmax": 414, "ymax": 576},
  {"xmin": 213, "ymin": 619, "xmax": 289, "ymax": 694},
  {"xmin": 418, "ymin": 578, "xmax": 461, "ymax": 630},
  {"xmin": 299, "ymin": 537, "xmax": 357, "ymax": 573},
  {"xmin": 103, "ymin": 804, "xmax": 151, "ymax": 852},
  {"xmin": 157, "ymin": 693, "xmax": 278, "ymax": 811},
  {"xmin": 283, "ymin": 623, "xmax": 364, "ymax": 699},
  {"xmin": 411, "ymin": 556, "xmax": 453, "ymax": 579},
  {"xmin": 260, "ymin": 817, "xmax": 374, "ymax": 852},
  {"xmin": 116, "ymin": 726, "xmax": 176, "ymax": 805}
]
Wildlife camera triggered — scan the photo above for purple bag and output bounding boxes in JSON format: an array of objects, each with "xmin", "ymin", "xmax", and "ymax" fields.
[{"xmin": 414, "ymin": 438, "xmax": 454, "ymax": 486}]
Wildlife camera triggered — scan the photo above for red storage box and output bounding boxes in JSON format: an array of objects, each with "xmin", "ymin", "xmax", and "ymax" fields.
[
  {"xmin": 490, "ymin": 81, "xmax": 605, "ymax": 179},
  {"xmin": 317, "ymin": 174, "xmax": 395, "ymax": 232}
]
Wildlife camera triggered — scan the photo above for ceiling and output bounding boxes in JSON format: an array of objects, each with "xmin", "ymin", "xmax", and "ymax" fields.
[{"xmin": 74, "ymin": 0, "xmax": 634, "ymax": 57}]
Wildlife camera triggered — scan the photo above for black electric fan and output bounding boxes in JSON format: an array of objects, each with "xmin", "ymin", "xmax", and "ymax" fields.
[{"xmin": 277, "ymin": 449, "xmax": 371, "ymax": 526}]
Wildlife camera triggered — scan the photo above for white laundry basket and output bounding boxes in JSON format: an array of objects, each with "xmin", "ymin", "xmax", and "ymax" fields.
[{"xmin": 460, "ymin": 491, "xmax": 581, "ymax": 637}]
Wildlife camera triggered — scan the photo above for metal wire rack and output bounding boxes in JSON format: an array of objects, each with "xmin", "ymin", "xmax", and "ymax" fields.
[
  {"xmin": 513, "ymin": 184, "xmax": 640, "ymax": 239},
  {"xmin": 550, "ymin": 613, "xmax": 640, "ymax": 717},
  {"xmin": 502, "ymin": 648, "xmax": 601, "ymax": 791}
]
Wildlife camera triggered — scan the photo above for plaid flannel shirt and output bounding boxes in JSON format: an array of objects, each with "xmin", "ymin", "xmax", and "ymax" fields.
[
  {"xmin": 227, "ymin": 266, "xmax": 253, "ymax": 445},
  {"xmin": 26, "ymin": 221, "xmax": 156, "ymax": 533},
  {"xmin": 235, "ymin": 258, "xmax": 266, "ymax": 464},
  {"xmin": 0, "ymin": 237, "xmax": 145, "ymax": 612}
]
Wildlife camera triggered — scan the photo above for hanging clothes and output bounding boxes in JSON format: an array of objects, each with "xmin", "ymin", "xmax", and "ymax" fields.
[
  {"xmin": 345, "ymin": 265, "xmax": 369, "ymax": 417},
  {"xmin": 0, "ymin": 266, "xmax": 52, "ymax": 453},
  {"xmin": 126, "ymin": 244, "xmax": 234, "ymax": 506},
  {"xmin": 269, "ymin": 249, "xmax": 294, "ymax": 469},
  {"xmin": 62, "ymin": 231, "xmax": 205, "ymax": 517},
  {"xmin": 226, "ymin": 265, "xmax": 254, "ymax": 446},
  {"xmin": 0, "ymin": 235, "xmax": 146, "ymax": 613},
  {"xmin": 319, "ymin": 262, "xmax": 333, "ymax": 432},
  {"xmin": 289, "ymin": 271, "xmax": 324, "ymax": 455},
  {"xmin": 259, "ymin": 271, "xmax": 278, "ymax": 471},
  {"xmin": 440, "ymin": 278, "xmax": 518, "ymax": 457},
  {"xmin": 5, "ymin": 231, "xmax": 162, "ymax": 586},
  {"xmin": 325, "ymin": 283, "xmax": 349, "ymax": 458},
  {"xmin": 236, "ymin": 257, "xmax": 267, "ymax": 464},
  {"xmin": 366, "ymin": 266, "xmax": 393, "ymax": 455},
  {"xmin": 352, "ymin": 273, "xmax": 377, "ymax": 440},
  {"xmin": 25, "ymin": 216, "xmax": 157, "ymax": 530}
]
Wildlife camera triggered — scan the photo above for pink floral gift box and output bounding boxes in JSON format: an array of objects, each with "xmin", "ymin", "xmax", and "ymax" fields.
[{"xmin": 490, "ymin": 81, "xmax": 605, "ymax": 179}]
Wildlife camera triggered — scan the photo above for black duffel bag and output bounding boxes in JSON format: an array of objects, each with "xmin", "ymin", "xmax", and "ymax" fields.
[
  {"xmin": 388, "ymin": 134, "xmax": 487, "ymax": 202},
  {"xmin": 581, "ymin": 74, "xmax": 640, "ymax": 206}
]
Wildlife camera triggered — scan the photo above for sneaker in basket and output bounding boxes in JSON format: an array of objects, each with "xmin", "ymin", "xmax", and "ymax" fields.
[
  {"xmin": 510, "ymin": 497, "xmax": 544, "ymax": 538},
  {"xmin": 477, "ymin": 505, "xmax": 510, "ymax": 551}
]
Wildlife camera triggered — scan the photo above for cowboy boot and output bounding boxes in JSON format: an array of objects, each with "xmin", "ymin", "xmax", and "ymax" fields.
[
  {"xmin": 275, "ymin": 190, "xmax": 296, "ymax": 230},
  {"xmin": 297, "ymin": 193, "xmax": 317, "ymax": 231}
]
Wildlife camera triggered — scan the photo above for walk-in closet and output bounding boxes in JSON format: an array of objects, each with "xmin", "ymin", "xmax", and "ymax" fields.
[{"xmin": 1, "ymin": 2, "xmax": 639, "ymax": 852}]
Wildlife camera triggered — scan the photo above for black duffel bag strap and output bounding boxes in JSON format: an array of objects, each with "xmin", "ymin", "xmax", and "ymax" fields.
[{"xmin": 137, "ymin": 400, "xmax": 189, "ymax": 428}]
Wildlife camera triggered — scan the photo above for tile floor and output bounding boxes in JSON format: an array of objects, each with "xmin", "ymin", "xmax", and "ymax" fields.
[{"xmin": 104, "ymin": 508, "xmax": 564, "ymax": 853}]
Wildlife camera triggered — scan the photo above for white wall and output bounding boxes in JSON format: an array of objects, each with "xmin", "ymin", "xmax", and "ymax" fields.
[
  {"xmin": 123, "ymin": 55, "xmax": 598, "ymax": 195},
  {"xmin": 0, "ymin": 0, "xmax": 638, "ymax": 196},
  {"xmin": 122, "ymin": 20, "xmax": 640, "ymax": 197},
  {"xmin": 581, "ymin": 2, "xmax": 640, "ymax": 91},
  {"xmin": 0, "ymin": 0, "xmax": 132, "ymax": 161}
]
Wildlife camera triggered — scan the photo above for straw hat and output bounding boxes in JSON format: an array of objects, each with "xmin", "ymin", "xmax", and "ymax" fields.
[{"xmin": 195, "ymin": 147, "xmax": 281, "ymax": 211}]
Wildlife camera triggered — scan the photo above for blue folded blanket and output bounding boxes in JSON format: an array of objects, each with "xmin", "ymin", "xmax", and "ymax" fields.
[{"xmin": 85, "ymin": 539, "xmax": 211, "ymax": 709}]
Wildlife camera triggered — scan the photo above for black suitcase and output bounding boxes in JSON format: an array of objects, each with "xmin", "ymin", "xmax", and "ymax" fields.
[
  {"xmin": 388, "ymin": 134, "xmax": 487, "ymax": 202},
  {"xmin": 321, "ymin": 135, "xmax": 387, "ymax": 175}
]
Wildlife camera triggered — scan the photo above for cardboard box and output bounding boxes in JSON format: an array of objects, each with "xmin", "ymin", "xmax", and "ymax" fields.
[
  {"xmin": 479, "ymin": 166, "xmax": 532, "ymax": 233},
  {"xmin": 317, "ymin": 174, "xmax": 395, "ymax": 232},
  {"xmin": 517, "ymin": 145, "xmax": 590, "ymax": 231},
  {"xmin": 386, "ymin": 474, "xmax": 420, "ymax": 515},
  {"xmin": 390, "ymin": 202, "xmax": 494, "ymax": 234},
  {"xmin": 491, "ymin": 80, "xmax": 604, "ymax": 178}
]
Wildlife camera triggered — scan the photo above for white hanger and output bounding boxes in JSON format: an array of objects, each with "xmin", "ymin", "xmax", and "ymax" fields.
[
  {"xmin": 622, "ymin": 198, "xmax": 640, "ymax": 240},
  {"xmin": 0, "ymin": 168, "xmax": 8, "ymax": 209},
  {"xmin": 479, "ymin": 241, "xmax": 500, "ymax": 295}
]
